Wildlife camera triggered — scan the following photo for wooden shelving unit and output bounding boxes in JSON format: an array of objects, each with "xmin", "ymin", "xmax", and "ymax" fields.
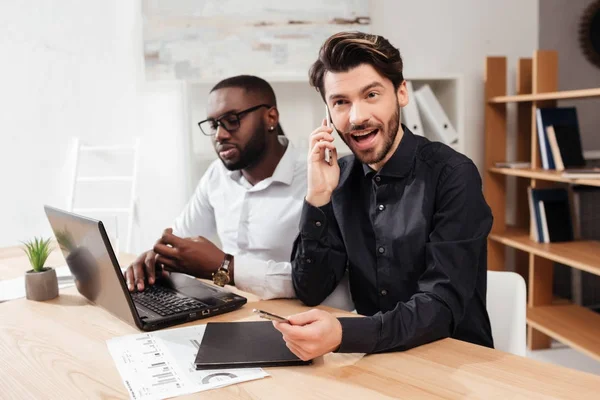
[{"xmin": 484, "ymin": 51, "xmax": 600, "ymax": 360}]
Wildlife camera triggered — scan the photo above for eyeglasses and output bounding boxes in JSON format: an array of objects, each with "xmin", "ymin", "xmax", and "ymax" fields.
[{"xmin": 198, "ymin": 104, "xmax": 273, "ymax": 136}]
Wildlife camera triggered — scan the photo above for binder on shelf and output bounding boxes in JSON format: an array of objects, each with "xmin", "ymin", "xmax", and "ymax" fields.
[
  {"xmin": 414, "ymin": 84, "xmax": 458, "ymax": 145},
  {"xmin": 543, "ymin": 199, "xmax": 575, "ymax": 242},
  {"xmin": 535, "ymin": 108, "xmax": 555, "ymax": 170},
  {"xmin": 402, "ymin": 81, "xmax": 424, "ymax": 136},
  {"xmin": 538, "ymin": 201, "xmax": 550, "ymax": 243},
  {"xmin": 535, "ymin": 107, "xmax": 581, "ymax": 170},
  {"xmin": 527, "ymin": 187, "xmax": 540, "ymax": 242},
  {"xmin": 549, "ymin": 124, "xmax": 586, "ymax": 169}
]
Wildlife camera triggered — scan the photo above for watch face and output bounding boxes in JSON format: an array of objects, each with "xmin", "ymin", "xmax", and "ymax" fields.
[{"xmin": 213, "ymin": 270, "xmax": 230, "ymax": 287}]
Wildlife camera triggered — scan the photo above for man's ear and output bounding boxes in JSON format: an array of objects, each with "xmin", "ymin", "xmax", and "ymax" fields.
[
  {"xmin": 266, "ymin": 107, "xmax": 279, "ymax": 134},
  {"xmin": 397, "ymin": 80, "xmax": 409, "ymax": 108}
]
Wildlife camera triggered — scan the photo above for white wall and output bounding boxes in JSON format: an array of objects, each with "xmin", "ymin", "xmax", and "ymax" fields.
[
  {"xmin": 539, "ymin": 0, "xmax": 600, "ymax": 154},
  {"xmin": 371, "ymin": 0, "xmax": 539, "ymax": 169},
  {"xmin": 0, "ymin": 0, "xmax": 135, "ymax": 246},
  {"xmin": 0, "ymin": 0, "xmax": 190, "ymax": 251},
  {"xmin": 0, "ymin": 0, "xmax": 539, "ymax": 252}
]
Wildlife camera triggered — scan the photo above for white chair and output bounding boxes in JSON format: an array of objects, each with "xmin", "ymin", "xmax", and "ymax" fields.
[
  {"xmin": 486, "ymin": 270, "xmax": 527, "ymax": 356},
  {"xmin": 321, "ymin": 272, "xmax": 355, "ymax": 312}
]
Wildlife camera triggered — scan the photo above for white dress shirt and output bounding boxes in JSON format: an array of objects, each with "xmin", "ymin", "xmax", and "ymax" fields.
[{"xmin": 172, "ymin": 138, "xmax": 352, "ymax": 307}]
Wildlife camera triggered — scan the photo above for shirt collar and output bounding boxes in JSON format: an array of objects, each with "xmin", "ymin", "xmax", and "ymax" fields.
[
  {"xmin": 227, "ymin": 136, "xmax": 295, "ymax": 186},
  {"xmin": 270, "ymin": 136, "xmax": 295, "ymax": 185},
  {"xmin": 362, "ymin": 124, "xmax": 418, "ymax": 178}
]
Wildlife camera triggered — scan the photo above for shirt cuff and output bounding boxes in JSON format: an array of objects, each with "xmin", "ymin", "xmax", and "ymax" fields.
[
  {"xmin": 337, "ymin": 316, "xmax": 380, "ymax": 354},
  {"xmin": 300, "ymin": 200, "xmax": 334, "ymax": 240},
  {"xmin": 233, "ymin": 255, "xmax": 295, "ymax": 300}
]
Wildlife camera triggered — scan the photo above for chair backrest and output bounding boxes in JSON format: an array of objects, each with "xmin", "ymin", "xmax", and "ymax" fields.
[
  {"xmin": 486, "ymin": 270, "xmax": 527, "ymax": 356},
  {"xmin": 67, "ymin": 137, "xmax": 141, "ymax": 253},
  {"xmin": 321, "ymin": 272, "xmax": 354, "ymax": 311}
]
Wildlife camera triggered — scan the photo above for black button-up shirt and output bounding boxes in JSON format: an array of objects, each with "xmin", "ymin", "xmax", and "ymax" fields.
[{"xmin": 292, "ymin": 126, "xmax": 494, "ymax": 354}]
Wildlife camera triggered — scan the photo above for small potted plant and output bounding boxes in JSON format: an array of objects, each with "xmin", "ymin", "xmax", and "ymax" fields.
[{"xmin": 22, "ymin": 237, "xmax": 58, "ymax": 301}]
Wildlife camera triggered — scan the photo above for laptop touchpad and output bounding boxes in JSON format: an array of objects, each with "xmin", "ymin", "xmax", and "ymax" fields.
[{"xmin": 174, "ymin": 286, "xmax": 221, "ymax": 306}]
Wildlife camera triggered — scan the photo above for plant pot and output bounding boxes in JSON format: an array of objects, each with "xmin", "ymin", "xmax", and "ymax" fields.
[{"xmin": 25, "ymin": 267, "xmax": 59, "ymax": 301}]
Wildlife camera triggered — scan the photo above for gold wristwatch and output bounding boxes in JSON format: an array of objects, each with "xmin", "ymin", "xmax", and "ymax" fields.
[{"xmin": 212, "ymin": 254, "xmax": 233, "ymax": 287}]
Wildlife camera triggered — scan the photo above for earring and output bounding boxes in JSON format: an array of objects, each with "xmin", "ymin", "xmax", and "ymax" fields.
[{"xmin": 269, "ymin": 126, "xmax": 274, "ymax": 131}]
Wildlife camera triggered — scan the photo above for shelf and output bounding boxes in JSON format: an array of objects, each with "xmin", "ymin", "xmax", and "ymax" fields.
[
  {"xmin": 489, "ymin": 228, "xmax": 600, "ymax": 276},
  {"xmin": 527, "ymin": 305, "xmax": 600, "ymax": 362},
  {"xmin": 489, "ymin": 167, "xmax": 600, "ymax": 187},
  {"xmin": 488, "ymin": 87, "xmax": 600, "ymax": 103}
]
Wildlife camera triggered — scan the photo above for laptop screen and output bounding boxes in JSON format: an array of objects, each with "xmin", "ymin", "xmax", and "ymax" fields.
[{"xmin": 44, "ymin": 205, "xmax": 139, "ymax": 328}]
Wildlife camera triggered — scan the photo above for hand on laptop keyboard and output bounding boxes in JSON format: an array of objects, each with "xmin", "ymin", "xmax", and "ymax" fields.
[
  {"xmin": 125, "ymin": 228, "xmax": 233, "ymax": 292},
  {"xmin": 124, "ymin": 249, "xmax": 169, "ymax": 292}
]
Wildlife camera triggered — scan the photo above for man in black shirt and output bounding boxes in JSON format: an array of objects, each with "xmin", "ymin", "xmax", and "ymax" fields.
[{"xmin": 273, "ymin": 31, "xmax": 494, "ymax": 360}]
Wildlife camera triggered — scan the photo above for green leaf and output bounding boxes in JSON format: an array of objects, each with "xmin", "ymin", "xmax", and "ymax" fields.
[{"xmin": 21, "ymin": 236, "xmax": 53, "ymax": 272}]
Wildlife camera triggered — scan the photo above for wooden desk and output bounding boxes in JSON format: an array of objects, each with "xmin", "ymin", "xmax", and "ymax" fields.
[{"xmin": 1, "ymin": 249, "xmax": 599, "ymax": 399}]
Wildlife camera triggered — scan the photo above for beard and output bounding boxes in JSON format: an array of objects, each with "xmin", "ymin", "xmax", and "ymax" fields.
[
  {"xmin": 339, "ymin": 105, "xmax": 401, "ymax": 165},
  {"xmin": 217, "ymin": 120, "xmax": 268, "ymax": 171}
]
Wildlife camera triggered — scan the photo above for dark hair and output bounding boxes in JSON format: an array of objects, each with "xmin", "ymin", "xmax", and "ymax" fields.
[
  {"xmin": 309, "ymin": 31, "xmax": 404, "ymax": 100},
  {"xmin": 210, "ymin": 75, "xmax": 277, "ymax": 106},
  {"xmin": 210, "ymin": 75, "xmax": 284, "ymax": 136}
]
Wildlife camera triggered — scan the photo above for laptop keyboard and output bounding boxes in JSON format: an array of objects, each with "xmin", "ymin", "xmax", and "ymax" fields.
[{"xmin": 132, "ymin": 285, "xmax": 206, "ymax": 317}]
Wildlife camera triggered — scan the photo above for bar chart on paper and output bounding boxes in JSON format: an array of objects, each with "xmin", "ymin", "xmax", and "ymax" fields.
[{"xmin": 107, "ymin": 325, "xmax": 268, "ymax": 400}]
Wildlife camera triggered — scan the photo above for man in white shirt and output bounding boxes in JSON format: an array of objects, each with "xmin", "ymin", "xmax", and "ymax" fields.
[{"xmin": 124, "ymin": 75, "xmax": 351, "ymax": 305}]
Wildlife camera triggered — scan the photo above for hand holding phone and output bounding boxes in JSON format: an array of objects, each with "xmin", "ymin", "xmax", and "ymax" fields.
[{"xmin": 253, "ymin": 308, "xmax": 290, "ymax": 323}]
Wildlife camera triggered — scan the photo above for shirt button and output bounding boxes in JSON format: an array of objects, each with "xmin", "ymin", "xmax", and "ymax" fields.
[
  {"xmin": 378, "ymin": 204, "xmax": 385, "ymax": 211},
  {"xmin": 378, "ymin": 246, "xmax": 385, "ymax": 254},
  {"xmin": 374, "ymin": 176, "xmax": 381, "ymax": 183},
  {"xmin": 315, "ymin": 221, "xmax": 322, "ymax": 227},
  {"xmin": 380, "ymin": 289, "xmax": 388, "ymax": 296},
  {"xmin": 306, "ymin": 258, "xmax": 312, "ymax": 264}
]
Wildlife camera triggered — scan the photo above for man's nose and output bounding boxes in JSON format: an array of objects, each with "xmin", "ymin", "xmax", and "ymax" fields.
[
  {"xmin": 214, "ymin": 124, "xmax": 231, "ymax": 142},
  {"xmin": 349, "ymin": 103, "xmax": 370, "ymax": 127}
]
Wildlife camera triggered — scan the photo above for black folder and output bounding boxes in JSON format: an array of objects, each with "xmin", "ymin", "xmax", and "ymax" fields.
[
  {"xmin": 194, "ymin": 321, "xmax": 312, "ymax": 370},
  {"xmin": 552, "ymin": 124, "xmax": 586, "ymax": 168}
]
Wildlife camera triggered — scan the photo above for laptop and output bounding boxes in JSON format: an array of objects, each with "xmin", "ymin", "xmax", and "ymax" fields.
[{"xmin": 44, "ymin": 205, "xmax": 247, "ymax": 331}]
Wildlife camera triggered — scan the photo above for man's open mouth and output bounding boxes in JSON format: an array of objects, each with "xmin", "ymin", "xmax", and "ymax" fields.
[{"xmin": 351, "ymin": 129, "xmax": 379, "ymax": 143}]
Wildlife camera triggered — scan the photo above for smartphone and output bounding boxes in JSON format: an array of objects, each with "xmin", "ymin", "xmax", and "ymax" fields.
[
  {"xmin": 253, "ymin": 308, "xmax": 290, "ymax": 323},
  {"xmin": 324, "ymin": 105, "xmax": 333, "ymax": 165}
]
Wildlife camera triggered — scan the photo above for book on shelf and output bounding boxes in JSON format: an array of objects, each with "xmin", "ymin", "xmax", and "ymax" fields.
[
  {"xmin": 545, "ymin": 126, "xmax": 564, "ymax": 171},
  {"xmin": 538, "ymin": 201, "xmax": 550, "ymax": 243},
  {"xmin": 527, "ymin": 187, "xmax": 539, "ymax": 242},
  {"xmin": 527, "ymin": 187, "xmax": 574, "ymax": 243},
  {"xmin": 535, "ymin": 107, "xmax": 581, "ymax": 170},
  {"xmin": 546, "ymin": 124, "xmax": 586, "ymax": 171},
  {"xmin": 535, "ymin": 109, "xmax": 555, "ymax": 170},
  {"xmin": 543, "ymin": 199, "xmax": 575, "ymax": 242},
  {"xmin": 561, "ymin": 168, "xmax": 600, "ymax": 179}
]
